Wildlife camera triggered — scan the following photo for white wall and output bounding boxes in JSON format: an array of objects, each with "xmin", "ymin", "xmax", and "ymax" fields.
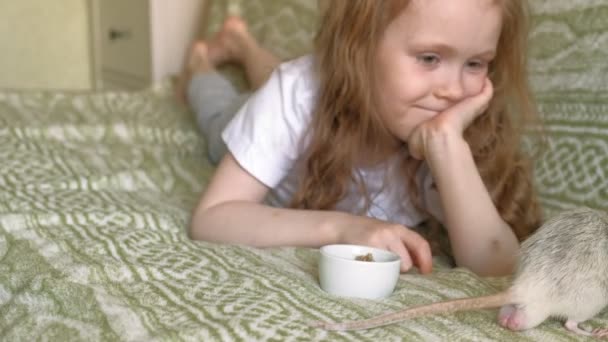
[
  {"xmin": 149, "ymin": 0, "xmax": 207, "ymax": 82},
  {"xmin": 0, "ymin": 0, "xmax": 93, "ymax": 90}
]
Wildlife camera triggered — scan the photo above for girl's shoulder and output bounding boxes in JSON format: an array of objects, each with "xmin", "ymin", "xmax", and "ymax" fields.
[
  {"xmin": 273, "ymin": 54, "xmax": 318, "ymax": 98},
  {"xmin": 276, "ymin": 54, "xmax": 316, "ymax": 79},
  {"xmin": 221, "ymin": 55, "xmax": 318, "ymax": 188}
]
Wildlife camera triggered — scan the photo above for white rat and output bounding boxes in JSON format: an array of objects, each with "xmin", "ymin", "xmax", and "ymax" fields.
[{"xmin": 311, "ymin": 207, "xmax": 608, "ymax": 338}]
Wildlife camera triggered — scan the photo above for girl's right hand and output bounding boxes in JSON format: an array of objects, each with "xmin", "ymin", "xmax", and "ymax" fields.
[{"xmin": 340, "ymin": 217, "xmax": 433, "ymax": 274}]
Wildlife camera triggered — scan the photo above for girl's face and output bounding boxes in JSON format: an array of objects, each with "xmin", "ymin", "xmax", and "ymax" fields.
[{"xmin": 374, "ymin": 0, "xmax": 502, "ymax": 142}]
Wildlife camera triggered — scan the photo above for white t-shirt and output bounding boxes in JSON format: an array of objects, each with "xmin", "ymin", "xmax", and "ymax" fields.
[{"xmin": 222, "ymin": 55, "xmax": 443, "ymax": 227}]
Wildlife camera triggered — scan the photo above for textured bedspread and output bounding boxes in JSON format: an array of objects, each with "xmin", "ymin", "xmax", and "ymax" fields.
[
  {"xmin": 3, "ymin": 1, "xmax": 608, "ymax": 339},
  {"xmin": 1, "ymin": 83, "xmax": 605, "ymax": 341}
]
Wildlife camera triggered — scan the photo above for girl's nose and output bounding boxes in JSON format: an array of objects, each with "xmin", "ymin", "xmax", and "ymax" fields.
[{"xmin": 433, "ymin": 71, "xmax": 465, "ymax": 102}]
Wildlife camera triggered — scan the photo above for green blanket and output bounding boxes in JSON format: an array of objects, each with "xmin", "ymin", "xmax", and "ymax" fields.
[
  {"xmin": 527, "ymin": 1, "xmax": 608, "ymax": 216},
  {"xmin": 0, "ymin": 83, "xmax": 604, "ymax": 341},
  {"xmin": 2, "ymin": 0, "xmax": 608, "ymax": 340}
]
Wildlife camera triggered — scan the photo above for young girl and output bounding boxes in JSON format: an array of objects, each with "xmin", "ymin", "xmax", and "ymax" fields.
[{"xmin": 182, "ymin": 0, "xmax": 543, "ymax": 277}]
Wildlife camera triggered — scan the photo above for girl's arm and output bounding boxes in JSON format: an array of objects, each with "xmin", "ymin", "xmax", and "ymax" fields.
[
  {"xmin": 191, "ymin": 152, "xmax": 342, "ymax": 247},
  {"xmin": 409, "ymin": 79, "xmax": 519, "ymax": 276},
  {"xmin": 425, "ymin": 130, "xmax": 518, "ymax": 276},
  {"xmin": 190, "ymin": 152, "xmax": 433, "ymax": 273}
]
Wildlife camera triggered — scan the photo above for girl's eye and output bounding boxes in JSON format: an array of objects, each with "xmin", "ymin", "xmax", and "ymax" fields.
[
  {"xmin": 467, "ymin": 60, "xmax": 489, "ymax": 71},
  {"xmin": 416, "ymin": 54, "xmax": 440, "ymax": 66}
]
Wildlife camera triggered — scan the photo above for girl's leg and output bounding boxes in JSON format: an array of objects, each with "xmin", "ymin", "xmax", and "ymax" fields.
[
  {"xmin": 176, "ymin": 16, "xmax": 281, "ymax": 163},
  {"xmin": 175, "ymin": 16, "xmax": 280, "ymax": 103},
  {"xmin": 207, "ymin": 16, "xmax": 281, "ymax": 90},
  {"xmin": 184, "ymin": 42, "xmax": 247, "ymax": 164}
]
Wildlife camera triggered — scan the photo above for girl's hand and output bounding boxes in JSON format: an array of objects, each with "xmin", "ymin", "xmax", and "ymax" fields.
[
  {"xmin": 408, "ymin": 78, "xmax": 494, "ymax": 160},
  {"xmin": 341, "ymin": 217, "xmax": 433, "ymax": 274}
]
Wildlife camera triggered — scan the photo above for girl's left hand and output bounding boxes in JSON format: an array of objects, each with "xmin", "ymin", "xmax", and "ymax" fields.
[{"xmin": 408, "ymin": 78, "xmax": 494, "ymax": 160}]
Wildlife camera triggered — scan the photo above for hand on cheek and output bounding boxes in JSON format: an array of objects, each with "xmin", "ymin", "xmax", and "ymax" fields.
[{"xmin": 408, "ymin": 78, "xmax": 494, "ymax": 160}]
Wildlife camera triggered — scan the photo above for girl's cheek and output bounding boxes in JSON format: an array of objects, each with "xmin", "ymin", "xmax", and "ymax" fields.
[{"xmin": 464, "ymin": 75, "xmax": 487, "ymax": 97}]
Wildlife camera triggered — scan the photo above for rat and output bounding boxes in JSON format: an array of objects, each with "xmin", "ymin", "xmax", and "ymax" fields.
[{"xmin": 311, "ymin": 207, "xmax": 608, "ymax": 338}]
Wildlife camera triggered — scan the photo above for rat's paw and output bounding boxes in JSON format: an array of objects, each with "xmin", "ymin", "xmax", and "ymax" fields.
[
  {"xmin": 498, "ymin": 305, "xmax": 515, "ymax": 327},
  {"xmin": 498, "ymin": 305, "xmax": 525, "ymax": 330},
  {"xmin": 498, "ymin": 304, "xmax": 542, "ymax": 331},
  {"xmin": 499, "ymin": 304, "xmax": 549, "ymax": 331}
]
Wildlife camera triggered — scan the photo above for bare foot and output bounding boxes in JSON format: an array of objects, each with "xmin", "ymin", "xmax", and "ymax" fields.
[
  {"xmin": 175, "ymin": 41, "xmax": 214, "ymax": 105},
  {"xmin": 174, "ymin": 16, "xmax": 270, "ymax": 104},
  {"xmin": 208, "ymin": 16, "xmax": 279, "ymax": 89},
  {"xmin": 207, "ymin": 16, "xmax": 256, "ymax": 65}
]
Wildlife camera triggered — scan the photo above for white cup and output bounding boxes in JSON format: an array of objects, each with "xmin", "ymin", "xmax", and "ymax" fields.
[{"xmin": 318, "ymin": 244, "xmax": 401, "ymax": 299}]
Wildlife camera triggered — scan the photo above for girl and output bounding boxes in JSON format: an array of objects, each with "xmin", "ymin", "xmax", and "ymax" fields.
[{"xmin": 182, "ymin": 0, "xmax": 543, "ymax": 277}]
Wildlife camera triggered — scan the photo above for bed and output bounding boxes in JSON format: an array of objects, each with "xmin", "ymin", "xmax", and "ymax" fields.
[{"xmin": 2, "ymin": 0, "xmax": 608, "ymax": 341}]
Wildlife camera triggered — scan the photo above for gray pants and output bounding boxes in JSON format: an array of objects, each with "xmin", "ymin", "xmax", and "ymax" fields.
[{"xmin": 188, "ymin": 72, "xmax": 249, "ymax": 164}]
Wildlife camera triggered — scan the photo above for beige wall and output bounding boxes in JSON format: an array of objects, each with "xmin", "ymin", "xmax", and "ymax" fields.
[{"xmin": 0, "ymin": 0, "xmax": 92, "ymax": 90}]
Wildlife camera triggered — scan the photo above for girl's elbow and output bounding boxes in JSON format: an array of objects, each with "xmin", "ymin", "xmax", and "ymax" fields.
[
  {"xmin": 454, "ymin": 243, "xmax": 517, "ymax": 276},
  {"xmin": 188, "ymin": 215, "xmax": 202, "ymax": 241},
  {"xmin": 476, "ymin": 262, "xmax": 514, "ymax": 277},
  {"xmin": 188, "ymin": 222, "xmax": 198, "ymax": 240},
  {"xmin": 188, "ymin": 202, "xmax": 210, "ymax": 241},
  {"xmin": 455, "ymin": 258, "xmax": 513, "ymax": 277}
]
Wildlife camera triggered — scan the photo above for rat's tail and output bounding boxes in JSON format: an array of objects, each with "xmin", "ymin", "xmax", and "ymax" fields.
[{"xmin": 310, "ymin": 291, "xmax": 511, "ymax": 331}]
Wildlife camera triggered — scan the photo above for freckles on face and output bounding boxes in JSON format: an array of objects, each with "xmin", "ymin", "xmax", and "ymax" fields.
[
  {"xmin": 373, "ymin": 0, "xmax": 502, "ymax": 141},
  {"xmin": 374, "ymin": 40, "xmax": 433, "ymax": 141}
]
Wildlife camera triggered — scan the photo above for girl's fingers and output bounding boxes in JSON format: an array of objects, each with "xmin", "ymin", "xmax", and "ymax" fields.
[
  {"xmin": 445, "ymin": 77, "xmax": 494, "ymax": 131},
  {"xmin": 407, "ymin": 78, "xmax": 494, "ymax": 160},
  {"xmin": 387, "ymin": 240, "xmax": 413, "ymax": 272},
  {"xmin": 407, "ymin": 130, "xmax": 424, "ymax": 160},
  {"xmin": 400, "ymin": 229, "xmax": 433, "ymax": 274}
]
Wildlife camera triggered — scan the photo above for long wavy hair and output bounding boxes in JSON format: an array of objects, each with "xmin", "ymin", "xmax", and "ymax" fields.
[{"xmin": 290, "ymin": 0, "xmax": 543, "ymax": 241}]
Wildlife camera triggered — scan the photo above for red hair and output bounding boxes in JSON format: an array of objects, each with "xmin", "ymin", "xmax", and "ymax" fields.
[{"xmin": 291, "ymin": 0, "xmax": 543, "ymax": 240}]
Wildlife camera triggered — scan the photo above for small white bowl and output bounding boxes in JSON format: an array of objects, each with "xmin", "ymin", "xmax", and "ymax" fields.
[{"xmin": 318, "ymin": 244, "xmax": 401, "ymax": 299}]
